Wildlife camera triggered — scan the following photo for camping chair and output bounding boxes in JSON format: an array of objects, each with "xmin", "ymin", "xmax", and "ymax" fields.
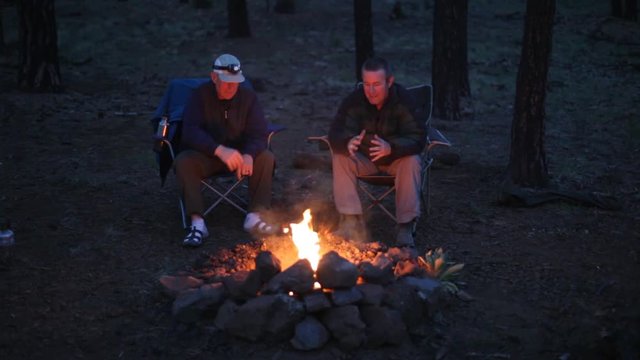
[
  {"xmin": 307, "ymin": 84, "xmax": 451, "ymax": 227},
  {"xmin": 151, "ymin": 78, "xmax": 284, "ymax": 229}
]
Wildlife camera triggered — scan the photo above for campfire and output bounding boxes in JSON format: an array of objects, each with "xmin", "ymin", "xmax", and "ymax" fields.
[{"xmin": 160, "ymin": 209, "xmax": 460, "ymax": 350}]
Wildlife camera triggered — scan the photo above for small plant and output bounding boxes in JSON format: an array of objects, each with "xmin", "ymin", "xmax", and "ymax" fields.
[{"xmin": 417, "ymin": 248, "xmax": 465, "ymax": 295}]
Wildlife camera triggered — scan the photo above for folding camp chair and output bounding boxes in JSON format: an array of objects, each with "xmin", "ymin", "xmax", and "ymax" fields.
[
  {"xmin": 151, "ymin": 78, "xmax": 284, "ymax": 229},
  {"xmin": 308, "ymin": 84, "xmax": 451, "ymax": 226}
]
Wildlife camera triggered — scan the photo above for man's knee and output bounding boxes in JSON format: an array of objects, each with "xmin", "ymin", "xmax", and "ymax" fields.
[
  {"xmin": 175, "ymin": 150, "xmax": 203, "ymax": 176},
  {"xmin": 255, "ymin": 150, "xmax": 275, "ymax": 170}
]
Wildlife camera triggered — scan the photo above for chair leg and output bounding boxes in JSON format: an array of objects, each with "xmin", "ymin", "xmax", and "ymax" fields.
[
  {"xmin": 358, "ymin": 182, "xmax": 397, "ymax": 223},
  {"xmin": 201, "ymin": 178, "xmax": 248, "ymax": 216},
  {"xmin": 179, "ymin": 197, "xmax": 188, "ymax": 229}
]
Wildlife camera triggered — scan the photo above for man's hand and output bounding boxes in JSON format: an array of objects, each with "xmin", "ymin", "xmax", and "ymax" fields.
[
  {"xmin": 370, "ymin": 134, "xmax": 391, "ymax": 162},
  {"xmin": 348, "ymin": 129, "xmax": 366, "ymax": 157},
  {"xmin": 236, "ymin": 154, "xmax": 253, "ymax": 179},
  {"xmin": 214, "ymin": 145, "xmax": 243, "ymax": 172}
]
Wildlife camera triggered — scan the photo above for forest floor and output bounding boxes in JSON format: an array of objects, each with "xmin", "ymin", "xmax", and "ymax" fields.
[{"xmin": 1, "ymin": 0, "xmax": 639, "ymax": 359}]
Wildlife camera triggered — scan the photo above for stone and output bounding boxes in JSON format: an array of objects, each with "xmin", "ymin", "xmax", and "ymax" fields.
[
  {"xmin": 159, "ymin": 275, "xmax": 203, "ymax": 297},
  {"xmin": 222, "ymin": 270, "xmax": 263, "ymax": 300},
  {"xmin": 356, "ymin": 283, "xmax": 384, "ymax": 306},
  {"xmin": 290, "ymin": 316, "xmax": 330, "ymax": 351},
  {"xmin": 316, "ymin": 251, "xmax": 359, "ymax": 289},
  {"xmin": 360, "ymin": 305, "xmax": 407, "ymax": 347},
  {"xmin": 172, "ymin": 282, "xmax": 226, "ymax": 323},
  {"xmin": 264, "ymin": 294, "xmax": 306, "ymax": 341},
  {"xmin": 359, "ymin": 254, "xmax": 395, "ymax": 285},
  {"xmin": 321, "ymin": 305, "xmax": 366, "ymax": 349},
  {"xmin": 265, "ymin": 259, "xmax": 315, "ymax": 295},
  {"xmin": 393, "ymin": 259, "xmax": 425, "ymax": 278},
  {"xmin": 255, "ymin": 250, "xmax": 281, "ymax": 283},
  {"xmin": 330, "ymin": 287, "xmax": 363, "ymax": 306},
  {"xmin": 397, "ymin": 276, "xmax": 441, "ymax": 297},
  {"xmin": 303, "ymin": 291, "xmax": 332, "ymax": 313},
  {"xmin": 382, "ymin": 282, "xmax": 425, "ymax": 329},
  {"xmin": 386, "ymin": 247, "xmax": 418, "ymax": 263},
  {"xmin": 214, "ymin": 299, "xmax": 239, "ymax": 330},
  {"xmin": 225, "ymin": 294, "xmax": 277, "ymax": 341}
]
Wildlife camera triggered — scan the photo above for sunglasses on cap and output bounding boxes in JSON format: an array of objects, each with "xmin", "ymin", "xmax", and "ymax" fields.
[{"xmin": 213, "ymin": 64, "xmax": 241, "ymax": 74}]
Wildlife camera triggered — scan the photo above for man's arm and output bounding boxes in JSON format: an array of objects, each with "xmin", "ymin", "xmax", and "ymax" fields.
[
  {"xmin": 328, "ymin": 92, "xmax": 359, "ymax": 154},
  {"xmin": 385, "ymin": 106, "xmax": 427, "ymax": 160},
  {"xmin": 240, "ymin": 94, "xmax": 268, "ymax": 159}
]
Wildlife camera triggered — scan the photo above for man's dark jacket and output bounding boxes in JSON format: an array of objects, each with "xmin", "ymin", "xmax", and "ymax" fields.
[
  {"xmin": 328, "ymin": 83, "xmax": 426, "ymax": 166},
  {"xmin": 181, "ymin": 81, "xmax": 268, "ymax": 159}
]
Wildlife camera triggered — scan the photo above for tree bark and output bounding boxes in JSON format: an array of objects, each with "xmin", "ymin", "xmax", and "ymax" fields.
[
  {"xmin": 17, "ymin": 0, "xmax": 62, "ymax": 91},
  {"xmin": 274, "ymin": 0, "xmax": 295, "ymax": 14},
  {"xmin": 354, "ymin": 0, "xmax": 374, "ymax": 82},
  {"xmin": 611, "ymin": 0, "xmax": 638, "ymax": 21},
  {"xmin": 508, "ymin": 0, "xmax": 556, "ymax": 187},
  {"xmin": 227, "ymin": 0, "xmax": 251, "ymax": 38},
  {"xmin": 432, "ymin": 0, "xmax": 470, "ymax": 120}
]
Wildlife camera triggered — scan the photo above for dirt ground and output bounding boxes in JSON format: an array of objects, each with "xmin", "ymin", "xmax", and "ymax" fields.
[{"xmin": 1, "ymin": 0, "xmax": 639, "ymax": 359}]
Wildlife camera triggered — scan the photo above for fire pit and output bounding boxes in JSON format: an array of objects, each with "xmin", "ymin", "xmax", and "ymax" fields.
[{"xmin": 159, "ymin": 209, "xmax": 460, "ymax": 350}]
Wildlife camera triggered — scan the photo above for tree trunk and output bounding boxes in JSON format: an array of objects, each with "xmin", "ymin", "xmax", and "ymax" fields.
[
  {"xmin": 354, "ymin": 0, "xmax": 374, "ymax": 82},
  {"xmin": 227, "ymin": 0, "xmax": 251, "ymax": 38},
  {"xmin": 611, "ymin": 0, "xmax": 638, "ymax": 21},
  {"xmin": 17, "ymin": 0, "xmax": 62, "ymax": 91},
  {"xmin": 432, "ymin": 0, "xmax": 470, "ymax": 120},
  {"xmin": 508, "ymin": 0, "xmax": 556, "ymax": 187},
  {"xmin": 274, "ymin": 0, "xmax": 295, "ymax": 14}
]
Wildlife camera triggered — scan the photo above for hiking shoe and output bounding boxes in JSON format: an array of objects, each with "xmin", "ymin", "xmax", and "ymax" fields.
[
  {"xmin": 395, "ymin": 221, "xmax": 415, "ymax": 248},
  {"xmin": 333, "ymin": 214, "xmax": 368, "ymax": 242}
]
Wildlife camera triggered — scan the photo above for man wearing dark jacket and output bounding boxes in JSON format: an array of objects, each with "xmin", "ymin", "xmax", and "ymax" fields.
[
  {"xmin": 328, "ymin": 57, "xmax": 426, "ymax": 247},
  {"xmin": 176, "ymin": 54, "xmax": 276, "ymax": 247}
]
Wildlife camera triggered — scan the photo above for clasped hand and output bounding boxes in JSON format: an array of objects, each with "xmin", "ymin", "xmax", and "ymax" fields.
[
  {"xmin": 215, "ymin": 145, "xmax": 253, "ymax": 179},
  {"xmin": 348, "ymin": 130, "xmax": 390, "ymax": 161}
]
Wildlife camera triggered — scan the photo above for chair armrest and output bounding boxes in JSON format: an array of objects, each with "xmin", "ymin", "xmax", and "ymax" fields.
[
  {"xmin": 307, "ymin": 135, "xmax": 331, "ymax": 151},
  {"xmin": 427, "ymin": 127, "xmax": 451, "ymax": 151}
]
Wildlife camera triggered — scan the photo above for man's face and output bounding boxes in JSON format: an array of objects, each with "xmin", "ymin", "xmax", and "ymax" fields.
[
  {"xmin": 211, "ymin": 72, "xmax": 240, "ymax": 100},
  {"xmin": 362, "ymin": 69, "xmax": 394, "ymax": 109}
]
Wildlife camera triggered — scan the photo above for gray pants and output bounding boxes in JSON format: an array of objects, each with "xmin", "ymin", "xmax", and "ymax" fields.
[
  {"xmin": 332, "ymin": 153, "xmax": 421, "ymax": 224},
  {"xmin": 175, "ymin": 149, "xmax": 275, "ymax": 216}
]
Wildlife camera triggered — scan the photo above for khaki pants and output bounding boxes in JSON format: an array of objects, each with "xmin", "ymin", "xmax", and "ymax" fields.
[
  {"xmin": 331, "ymin": 153, "xmax": 421, "ymax": 224},
  {"xmin": 175, "ymin": 149, "xmax": 275, "ymax": 216}
]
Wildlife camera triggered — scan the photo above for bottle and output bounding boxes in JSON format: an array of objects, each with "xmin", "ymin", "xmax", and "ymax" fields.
[
  {"xmin": 156, "ymin": 116, "xmax": 169, "ymax": 139},
  {"xmin": 0, "ymin": 220, "xmax": 14, "ymax": 247}
]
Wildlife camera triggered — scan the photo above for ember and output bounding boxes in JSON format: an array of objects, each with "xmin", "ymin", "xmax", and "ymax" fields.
[{"xmin": 160, "ymin": 210, "xmax": 461, "ymax": 350}]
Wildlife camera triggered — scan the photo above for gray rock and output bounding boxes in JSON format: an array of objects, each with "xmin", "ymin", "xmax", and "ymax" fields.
[
  {"xmin": 397, "ymin": 276, "xmax": 441, "ymax": 297},
  {"xmin": 360, "ymin": 305, "xmax": 407, "ymax": 347},
  {"xmin": 321, "ymin": 305, "xmax": 366, "ymax": 349},
  {"xmin": 172, "ymin": 282, "xmax": 226, "ymax": 323},
  {"xmin": 265, "ymin": 259, "xmax": 315, "ymax": 295},
  {"xmin": 386, "ymin": 247, "xmax": 418, "ymax": 263},
  {"xmin": 159, "ymin": 275, "xmax": 203, "ymax": 297},
  {"xmin": 359, "ymin": 255, "xmax": 395, "ymax": 285},
  {"xmin": 303, "ymin": 291, "xmax": 332, "ymax": 313},
  {"xmin": 331, "ymin": 287, "xmax": 363, "ymax": 306},
  {"xmin": 393, "ymin": 259, "xmax": 425, "ymax": 278},
  {"xmin": 382, "ymin": 282, "xmax": 425, "ymax": 329},
  {"xmin": 255, "ymin": 250, "xmax": 281, "ymax": 283},
  {"xmin": 225, "ymin": 294, "xmax": 276, "ymax": 341},
  {"xmin": 316, "ymin": 251, "xmax": 359, "ymax": 289},
  {"xmin": 264, "ymin": 294, "xmax": 306, "ymax": 341},
  {"xmin": 225, "ymin": 294, "xmax": 305, "ymax": 342},
  {"xmin": 356, "ymin": 283, "xmax": 384, "ymax": 306},
  {"xmin": 222, "ymin": 270, "xmax": 262, "ymax": 300},
  {"xmin": 290, "ymin": 316, "xmax": 330, "ymax": 351},
  {"xmin": 214, "ymin": 299, "xmax": 239, "ymax": 330}
]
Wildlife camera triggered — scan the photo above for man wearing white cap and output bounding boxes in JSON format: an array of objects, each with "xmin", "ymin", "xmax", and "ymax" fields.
[{"xmin": 175, "ymin": 53, "xmax": 277, "ymax": 247}]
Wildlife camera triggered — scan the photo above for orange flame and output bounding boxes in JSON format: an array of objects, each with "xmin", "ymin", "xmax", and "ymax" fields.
[{"xmin": 289, "ymin": 209, "xmax": 321, "ymax": 271}]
